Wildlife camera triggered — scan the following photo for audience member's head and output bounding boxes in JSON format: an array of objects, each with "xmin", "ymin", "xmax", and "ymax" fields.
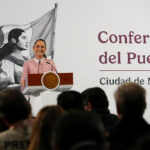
[
  {"xmin": 57, "ymin": 90, "xmax": 83, "ymax": 111},
  {"xmin": 0, "ymin": 89, "xmax": 31, "ymax": 126},
  {"xmin": 115, "ymin": 82, "xmax": 146, "ymax": 118},
  {"xmin": 52, "ymin": 111, "xmax": 107, "ymax": 150},
  {"xmin": 28, "ymin": 105, "xmax": 65, "ymax": 150},
  {"xmin": 81, "ymin": 87, "xmax": 109, "ymax": 111}
]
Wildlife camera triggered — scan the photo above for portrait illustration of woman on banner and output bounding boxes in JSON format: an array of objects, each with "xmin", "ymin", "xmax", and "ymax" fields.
[
  {"xmin": 0, "ymin": 28, "xmax": 29, "ymax": 90},
  {"xmin": 0, "ymin": 6, "xmax": 57, "ymax": 91}
]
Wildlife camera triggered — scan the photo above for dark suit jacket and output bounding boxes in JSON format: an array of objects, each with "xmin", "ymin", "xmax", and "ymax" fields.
[
  {"xmin": 108, "ymin": 117, "xmax": 150, "ymax": 150},
  {"xmin": 93, "ymin": 108, "xmax": 118, "ymax": 131}
]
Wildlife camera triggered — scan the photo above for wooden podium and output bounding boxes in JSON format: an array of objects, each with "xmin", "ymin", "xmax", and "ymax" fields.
[{"xmin": 22, "ymin": 72, "xmax": 73, "ymax": 95}]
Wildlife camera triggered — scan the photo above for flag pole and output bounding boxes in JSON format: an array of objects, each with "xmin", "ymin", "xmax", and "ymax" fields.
[{"xmin": 51, "ymin": 3, "xmax": 58, "ymax": 60}]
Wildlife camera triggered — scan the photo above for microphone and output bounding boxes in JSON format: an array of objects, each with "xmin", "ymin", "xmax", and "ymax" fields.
[
  {"xmin": 46, "ymin": 62, "xmax": 50, "ymax": 64},
  {"xmin": 46, "ymin": 61, "xmax": 57, "ymax": 72},
  {"xmin": 38, "ymin": 60, "xmax": 41, "ymax": 74}
]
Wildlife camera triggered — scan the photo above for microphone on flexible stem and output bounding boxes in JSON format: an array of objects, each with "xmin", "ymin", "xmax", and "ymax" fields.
[
  {"xmin": 46, "ymin": 61, "xmax": 57, "ymax": 73},
  {"xmin": 38, "ymin": 60, "xmax": 41, "ymax": 74}
]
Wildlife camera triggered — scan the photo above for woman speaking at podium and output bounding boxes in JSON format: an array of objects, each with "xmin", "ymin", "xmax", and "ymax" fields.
[
  {"xmin": 20, "ymin": 39, "xmax": 57, "ymax": 116},
  {"xmin": 21, "ymin": 39, "xmax": 57, "ymax": 86}
]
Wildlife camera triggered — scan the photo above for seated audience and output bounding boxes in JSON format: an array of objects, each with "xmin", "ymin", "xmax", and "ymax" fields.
[
  {"xmin": 28, "ymin": 106, "xmax": 65, "ymax": 150},
  {"xmin": 51, "ymin": 111, "xmax": 108, "ymax": 150},
  {"xmin": 0, "ymin": 89, "xmax": 32, "ymax": 150},
  {"xmin": 108, "ymin": 82, "xmax": 150, "ymax": 150},
  {"xmin": 57, "ymin": 90, "xmax": 83, "ymax": 111},
  {"xmin": 81, "ymin": 87, "xmax": 118, "ymax": 130},
  {"xmin": 132, "ymin": 133, "xmax": 150, "ymax": 150},
  {"xmin": 0, "ymin": 119, "xmax": 8, "ymax": 133}
]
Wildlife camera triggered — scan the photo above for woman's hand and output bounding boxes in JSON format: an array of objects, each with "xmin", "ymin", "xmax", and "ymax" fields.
[{"xmin": 20, "ymin": 79, "xmax": 25, "ymax": 87}]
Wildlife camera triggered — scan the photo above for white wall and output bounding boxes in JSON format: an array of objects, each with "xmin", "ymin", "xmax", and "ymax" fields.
[{"xmin": 1, "ymin": 0, "xmax": 150, "ymax": 122}]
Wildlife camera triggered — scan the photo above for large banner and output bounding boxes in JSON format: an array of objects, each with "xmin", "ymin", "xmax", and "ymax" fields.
[
  {"xmin": 0, "ymin": 5, "xmax": 57, "ymax": 90},
  {"xmin": 1, "ymin": 0, "xmax": 150, "ymax": 122}
]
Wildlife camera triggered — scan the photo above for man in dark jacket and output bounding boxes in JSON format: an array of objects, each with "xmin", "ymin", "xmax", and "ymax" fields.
[
  {"xmin": 81, "ymin": 87, "xmax": 118, "ymax": 131},
  {"xmin": 108, "ymin": 82, "xmax": 150, "ymax": 150}
]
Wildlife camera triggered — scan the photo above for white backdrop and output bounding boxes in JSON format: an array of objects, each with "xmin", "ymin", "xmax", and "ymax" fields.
[{"xmin": 1, "ymin": 0, "xmax": 150, "ymax": 122}]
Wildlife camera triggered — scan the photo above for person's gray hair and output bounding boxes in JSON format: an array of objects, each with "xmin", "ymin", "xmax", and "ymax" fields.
[{"xmin": 114, "ymin": 82, "xmax": 146, "ymax": 117}]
